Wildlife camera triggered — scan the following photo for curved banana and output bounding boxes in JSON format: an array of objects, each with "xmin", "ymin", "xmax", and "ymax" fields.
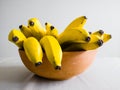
[
  {"xmin": 23, "ymin": 37, "xmax": 43, "ymax": 66},
  {"xmin": 58, "ymin": 27, "xmax": 91, "ymax": 49},
  {"xmin": 19, "ymin": 25, "xmax": 33, "ymax": 38},
  {"xmin": 28, "ymin": 18, "xmax": 46, "ymax": 40},
  {"xmin": 63, "ymin": 34, "xmax": 103, "ymax": 51},
  {"xmin": 40, "ymin": 35, "xmax": 62, "ymax": 70},
  {"xmin": 64, "ymin": 16, "xmax": 87, "ymax": 32},
  {"xmin": 59, "ymin": 16, "xmax": 88, "ymax": 49},
  {"xmin": 45, "ymin": 22, "xmax": 59, "ymax": 38},
  {"xmin": 8, "ymin": 29, "xmax": 26, "ymax": 49}
]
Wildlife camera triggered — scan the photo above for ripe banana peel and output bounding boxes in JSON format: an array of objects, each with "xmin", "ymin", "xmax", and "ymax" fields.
[
  {"xmin": 58, "ymin": 16, "xmax": 89, "ymax": 46},
  {"xmin": 58, "ymin": 27, "xmax": 90, "ymax": 45},
  {"xmin": 28, "ymin": 18, "xmax": 46, "ymax": 40},
  {"xmin": 40, "ymin": 35, "xmax": 62, "ymax": 70},
  {"xmin": 90, "ymin": 30, "xmax": 111, "ymax": 43},
  {"xmin": 45, "ymin": 22, "xmax": 59, "ymax": 38},
  {"xmin": 64, "ymin": 16, "xmax": 87, "ymax": 32},
  {"xmin": 23, "ymin": 37, "xmax": 43, "ymax": 66},
  {"xmin": 92, "ymin": 30, "xmax": 104, "ymax": 37},
  {"xmin": 19, "ymin": 25, "xmax": 33, "ymax": 38},
  {"xmin": 8, "ymin": 29, "xmax": 26, "ymax": 49}
]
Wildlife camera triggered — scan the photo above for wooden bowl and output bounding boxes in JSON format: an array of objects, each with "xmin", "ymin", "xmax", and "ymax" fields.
[{"xmin": 19, "ymin": 49, "xmax": 97, "ymax": 80}]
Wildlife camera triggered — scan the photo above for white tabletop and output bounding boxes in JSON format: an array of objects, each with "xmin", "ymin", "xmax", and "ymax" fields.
[{"xmin": 0, "ymin": 57, "xmax": 120, "ymax": 90}]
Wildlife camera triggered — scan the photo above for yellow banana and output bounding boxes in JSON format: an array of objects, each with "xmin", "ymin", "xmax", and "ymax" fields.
[
  {"xmin": 58, "ymin": 27, "xmax": 91, "ymax": 49},
  {"xmin": 63, "ymin": 34, "xmax": 103, "ymax": 51},
  {"xmin": 92, "ymin": 30, "xmax": 104, "ymax": 37},
  {"xmin": 23, "ymin": 37, "xmax": 43, "ymax": 66},
  {"xmin": 45, "ymin": 22, "xmax": 59, "ymax": 38},
  {"xmin": 45, "ymin": 22, "xmax": 51, "ymax": 34},
  {"xmin": 63, "ymin": 40, "xmax": 103, "ymax": 51},
  {"xmin": 78, "ymin": 37, "xmax": 103, "ymax": 50},
  {"xmin": 64, "ymin": 16, "xmax": 87, "ymax": 32},
  {"xmin": 28, "ymin": 18, "xmax": 46, "ymax": 40},
  {"xmin": 65, "ymin": 33, "xmax": 111, "ymax": 51},
  {"xmin": 40, "ymin": 35, "xmax": 62, "ymax": 70},
  {"xmin": 91, "ymin": 30, "xmax": 111, "ymax": 43},
  {"xmin": 89, "ymin": 34, "xmax": 102, "ymax": 43},
  {"xmin": 8, "ymin": 29, "xmax": 26, "ymax": 49},
  {"xmin": 103, "ymin": 33, "xmax": 112, "ymax": 43},
  {"xmin": 59, "ymin": 16, "xmax": 88, "ymax": 48},
  {"xmin": 19, "ymin": 25, "xmax": 33, "ymax": 38}
]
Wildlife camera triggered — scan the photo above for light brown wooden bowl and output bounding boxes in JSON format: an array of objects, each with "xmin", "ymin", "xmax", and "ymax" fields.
[{"xmin": 19, "ymin": 49, "xmax": 97, "ymax": 80}]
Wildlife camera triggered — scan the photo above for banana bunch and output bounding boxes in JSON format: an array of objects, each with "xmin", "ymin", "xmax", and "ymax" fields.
[
  {"xmin": 45, "ymin": 22, "xmax": 59, "ymax": 38},
  {"xmin": 58, "ymin": 16, "xmax": 111, "ymax": 51},
  {"xmin": 8, "ymin": 16, "xmax": 112, "ymax": 70},
  {"xmin": 8, "ymin": 18, "xmax": 62, "ymax": 70},
  {"xmin": 8, "ymin": 29, "xmax": 43, "ymax": 66},
  {"xmin": 58, "ymin": 16, "xmax": 90, "ymax": 45},
  {"xmin": 8, "ymin": 29, "xmax": 26, "ymax": 49},
  {"xmin": 63, "ymin": 30, "xmax": 111, "ymax": 51}
]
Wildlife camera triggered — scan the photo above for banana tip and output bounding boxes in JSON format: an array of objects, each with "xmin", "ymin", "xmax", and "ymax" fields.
[
  {"xmin": 35, "ymin": 62, "xmax": 42, "ymax": 67},
  {"xmin": 55, "ymin": 66, "xmax": 61, "ymax": 70},
  {"xmin": 89, "ymin": 31, "xmax": 92, "ymax": 34},
  {"xmin": 45, "ymin": 22, "xmax": 47, "ymax": 25},
  {"xmin": 12, "ymin": 36, "xmax": 19, "ymax": 42},
  {"xmin": 97, "ymin": 40, "xmax": 103, "ymax": 46},
  {"xmin": 19, "ymin": 25, "xmax": 22, "ymax": 29},
  {"xmin": 85, "ymin": 36, "xmax": 91, "ymax": 42},
  {"xmin": 50, "ymin": 26, "xmax": 54, "ymax": 30},
  {"xmin": 84, "ymin": 16, "xmax": 87, "ymax": 19},
  {"xmin": 99, "ymin": 30, "xmax": 104, "ymax": 35},
  {"xmin": 110, "ymin": 34, "xmax": 112, "ymax": 39}
]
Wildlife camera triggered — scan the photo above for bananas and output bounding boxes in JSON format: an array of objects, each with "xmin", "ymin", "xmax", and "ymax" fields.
[
  {"xmin": 64, "ymin": 16, "xmax": 87, "ymax": 31},
  {"xmin": 8, "ymin": 16, "xmax": 112, "ymax": 70},
  {"xmin": 58, "ymin": 16, "xmax": 90, "ymax": 47},
  {"xmin": 92, "ymin": 30, "xmax": 104, "ymax": 37},
  {"xmin": 58, "ymin": 27, "xmax": 90, "ymax": 45},
  {"xmin": 19, "ymin": 25, "xmax": 33, "ymax": 38},
  {"xmin": 23, "ymin": 37, "xmax": 43, "ymax": 66},
  {"xmin": 8, "ymin": 29, "xmax": 43, "ymax": 66},
  {"xmin": 40, "ymin": 36, "xmax": 62, "ymax": 70},
  {"xmin": 28, "ymin": 18, "xmax": 46, "ymax": 40},
  {"xmin": 45, "ymin": 22, "xmax": 59, "ymax": 38},
  {"xmin": 63, "ymin": 35, "xmax": 103, "ymax": 51},
  {"xmin": 63, "ymin": 30, "xmax": 111, "ymax": 51},
  {"xmin": 8, "ymin": 29, "xmax": 26, "ymax": 49}
]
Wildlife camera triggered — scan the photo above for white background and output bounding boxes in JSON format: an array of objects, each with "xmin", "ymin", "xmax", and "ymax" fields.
[{"xmin": 0, "ymin": 0, "xmax": 120, "ymax": 58}]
